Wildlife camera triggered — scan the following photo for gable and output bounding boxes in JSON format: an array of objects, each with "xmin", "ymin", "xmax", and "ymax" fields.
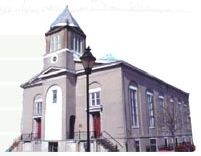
[{"xmin": 21, "ymin": 67, "xmax": 67, "ymax": 88}]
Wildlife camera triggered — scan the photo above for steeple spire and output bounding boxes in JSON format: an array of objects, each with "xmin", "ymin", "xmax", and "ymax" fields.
[{"xmin": 50, "ymin": 6, "xmax": 80, "ymax": 29}]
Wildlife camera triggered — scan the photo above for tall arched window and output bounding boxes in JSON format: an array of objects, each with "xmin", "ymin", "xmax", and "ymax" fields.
[
  {"xmin": 158, "ymin": 94, "xmax": 165, "ymax": 126},
  {"xmin": 33, "ymin": 95, "xmax": 42, "ymax": 116},
  {"xmin": 129, "ymin": 85, "xmax": 139, "ymax": 128},
  {"xmin": 146, "ymin": 90, "xmax": 155, "ymax": 128}
]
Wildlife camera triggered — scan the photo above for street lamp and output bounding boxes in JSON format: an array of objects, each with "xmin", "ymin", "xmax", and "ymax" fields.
[{"xmin": 80, "ymin": 46, "xmax": 96, "ymax": 152}]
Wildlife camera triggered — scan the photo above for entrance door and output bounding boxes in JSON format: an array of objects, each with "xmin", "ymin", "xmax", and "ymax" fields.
[
  {"xmin": 92, "ymin": 113, "xmax": 101, "ymax": 138},
  {"xmin": 35, "ymin": 118, "xmax": 41, "ymax": 139}
]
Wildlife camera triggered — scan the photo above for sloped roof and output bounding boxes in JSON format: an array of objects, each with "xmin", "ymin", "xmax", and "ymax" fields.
[
  {"xmin": 50, "ymin": 6, "xmax": 80, "ymax": 29},
  {"xmin": 76, "ymin": 60, "xmax": 189, "ymax": 95},
  {"xmin": 20, "ymin": 66, "xmax": 75, "ymax": 88}
]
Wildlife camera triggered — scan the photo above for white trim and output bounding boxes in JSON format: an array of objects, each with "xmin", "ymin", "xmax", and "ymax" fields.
[
  {"xmin": 129, "ymin": 85, "xmax": 137, "ymax": 90},
  {"xmin": 146, "ymin": 92, "xmax": 153, "ymax": 96},
  {"xmin": 76, "ymin": 62, "xmax": 121, "ymax": 74},
  {"xmin": 43, "ymin": 48, "xmax": 72, "ymax": 58},
  {"xmin": 39, "ymin": 69, "xmax": 67, "ymax": 78},
  {"xmin": 33, "ymin": 95, "xmax": 42, "ymax": 117},
  {"xmin": 147, "ymin": 93, "xmax": 155, "ymax": 128},
  {"xmin": 129, "ymin": 86, "xmax": 139, "ymax": 128},
  {"xmin": 138, "ymin": 89, "xmax": 144, "ymax": 135},
  {"xmin": 150, "ymin": 138, "xmax": 158, "ymax": 152},
  {"xmin": 89, "ymin": 88, "xmax": 101, "ymax": 107},
  {"xmin": 74, "ymin": 58, "xmax": 117, "ymax": 64},
  {"xmin": 89, "ymin": 88, "xmax": 101, "ymax": 93},
  {"xmin": 34, "ymin": 95, "xmax": 42, "ymax": 102},
  {"xmin": 50, "ymin": 34, "xmax": 61, "ymax": 52},
  {"xmin": 158, "ymin": 96, "xmax": 165, "ymax": 128},
  {"xmin": 45, "ymin": 75, "xmax": 66, "ymax": 81}
]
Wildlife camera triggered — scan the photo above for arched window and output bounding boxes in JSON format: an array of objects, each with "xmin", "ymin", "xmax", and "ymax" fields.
[
  {"xmin": 146, "ymin": 90, "xmax": 155, "ymax": 128},
  {"xmin": 50, "ymin": 34, "xmax": 61, "ymax": 52},
  {"xmin": 129, "ymin": 85, "xmax": 139, "ymax": 128},
  {"xmin": 158, "ymin": 94, "xmax": 165, "ymax": 126},
  {"xmin": 33, "ymin": 95, "xmax": 42, "ymax": 116}
]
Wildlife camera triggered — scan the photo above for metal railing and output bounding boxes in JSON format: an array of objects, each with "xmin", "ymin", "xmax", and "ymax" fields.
[
  {"xmin": 21, "ymin": 133, "xmax": 41, "ymax": 142},
  {"xmin": 101, "ymin": 131, "xmax": 124, "ymax": 148},
  {"xmin": 72, "ymin": 131, "xmax": 96, "ymax": 141}
]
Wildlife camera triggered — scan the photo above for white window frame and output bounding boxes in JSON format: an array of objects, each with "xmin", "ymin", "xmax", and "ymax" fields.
[
  {"xmin": 89, "ymin": 88, "xmax": 101, "ymax": 107},
  {"xmin": 72, "ymin": 34, "xmax": 82, "ymax": 53},
  {"xmin": 77, "ymin": 38, "xmax": 80, "ymax": 52},
  {"xmin": 129, "ymin": 86, "xmax": 139, "ymax": 128},
  {"xmin": 164, "ymin": 137, "xmax": 168, "ymax": 147},
  {"xmin": 80, "ymin": 40, "xmax": 83, "ymax": 53},
  {"xmin": 150, "ymin": 138, "xmax": 157, "ymax": 152},
  {"xmin": 178, "ymin": 101, "xmax": 183, "ymax": 128},
  {"xmin": 147, "ymin": 92, "xmax": 155, "ymax": 128},
  {"xmin": 33, "ymin": 96, "xmax": 42, "ymax": 116},
  {"xmin": 158, "ymin": 96, "xmax": 165, "ymax": 127},
  {"xmin": 50, "ymin": 34, "xmax": 61, "ymax": 52}
]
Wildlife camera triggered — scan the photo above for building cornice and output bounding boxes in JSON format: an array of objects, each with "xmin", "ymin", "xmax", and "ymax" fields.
[
  {"xmin": 21, "ymin": 66, "xmax": 76, "ymax": 89},
  {"xmin": 76, "ymin": 60, "xmax": 189, "ymax": 95}
]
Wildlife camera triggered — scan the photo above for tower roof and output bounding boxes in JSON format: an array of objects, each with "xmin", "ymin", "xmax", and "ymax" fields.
[{"xmin": 50, "ymin": 6, "xmax": 80, "ymax": 29}]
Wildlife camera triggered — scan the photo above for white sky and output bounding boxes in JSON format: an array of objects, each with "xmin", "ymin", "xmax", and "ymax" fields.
[{"xmin": 0, "ymin": 0, "xmax": 200, "ymax": 153}]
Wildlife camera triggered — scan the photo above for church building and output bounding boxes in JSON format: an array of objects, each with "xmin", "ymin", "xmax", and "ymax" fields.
[{"xmin": 9, "ymin": 6, "xmax": 193, "ymax": 152}]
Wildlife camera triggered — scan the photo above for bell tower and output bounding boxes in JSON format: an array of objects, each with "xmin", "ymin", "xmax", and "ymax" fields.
[{"xmin": 43, "ymin": 6, "xmax": 86, "ymax": 70}]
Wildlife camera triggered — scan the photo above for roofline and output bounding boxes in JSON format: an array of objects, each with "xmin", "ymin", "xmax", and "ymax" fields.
[
  {"xmin": 121, "ymin": 61, "xmax": 189, "ymax": 95},
  {"xmin": 21, "ymin": 59, "xmax": 189, "ymax": 95},
  {"xmin": 76, "ymin": 60, "xmax": 189, "ymax": 95},
  {"xmin": 45, "ymin": 25, "xmax": 86, "ymax": 37},
  {"xmin": 76, "ymin": 61, "xmax": 122, "ymax": 75}
]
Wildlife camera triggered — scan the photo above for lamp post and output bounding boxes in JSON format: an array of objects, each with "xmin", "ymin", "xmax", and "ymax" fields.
[{"xmin": 80, "ymin": 46, "xmax": 96, "ymax": 152}]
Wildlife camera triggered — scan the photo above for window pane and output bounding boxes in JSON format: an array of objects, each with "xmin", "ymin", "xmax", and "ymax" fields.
[
  {"xmin": 50, "ymin": 37, "xmax": 54, "ymax": 52},
  {"xmin": 90, "ymin": 91, "xmax": 101, "ymax": 106},
  {"xmin": 96, "ymin": 92, "xmax": 100, "ymax": 105},
  {"xmin": 130, "ymin": 88, "xmax": 138, "ymax": 127},
  {"xmin": 57, "ymin": 35, "xmax": 61, "ymax": 49},
  {"xmin": 150, "ymin": 139, "xmax": 156, "ymax": 144},
  {"xmin": 34, "ymin": 96, "xmax": 42, "ymax": 116},
  {"xmin": 52, "ymin": 90, "xmax": 57, "ymax": 103},
  {"xmin": 96, "ymin": 99, "xmax": 100, "ymax": 105},
  {"xmin": 147, "ymin": 93, "xmax": 155, "ymax": 127},
  {"xmin": 92, "ymin": 93, "xmax": 95, "ymax": 99},
  {"xmin": 92, "ymin": 99, "xmax": 95, "ymax": 106}
]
